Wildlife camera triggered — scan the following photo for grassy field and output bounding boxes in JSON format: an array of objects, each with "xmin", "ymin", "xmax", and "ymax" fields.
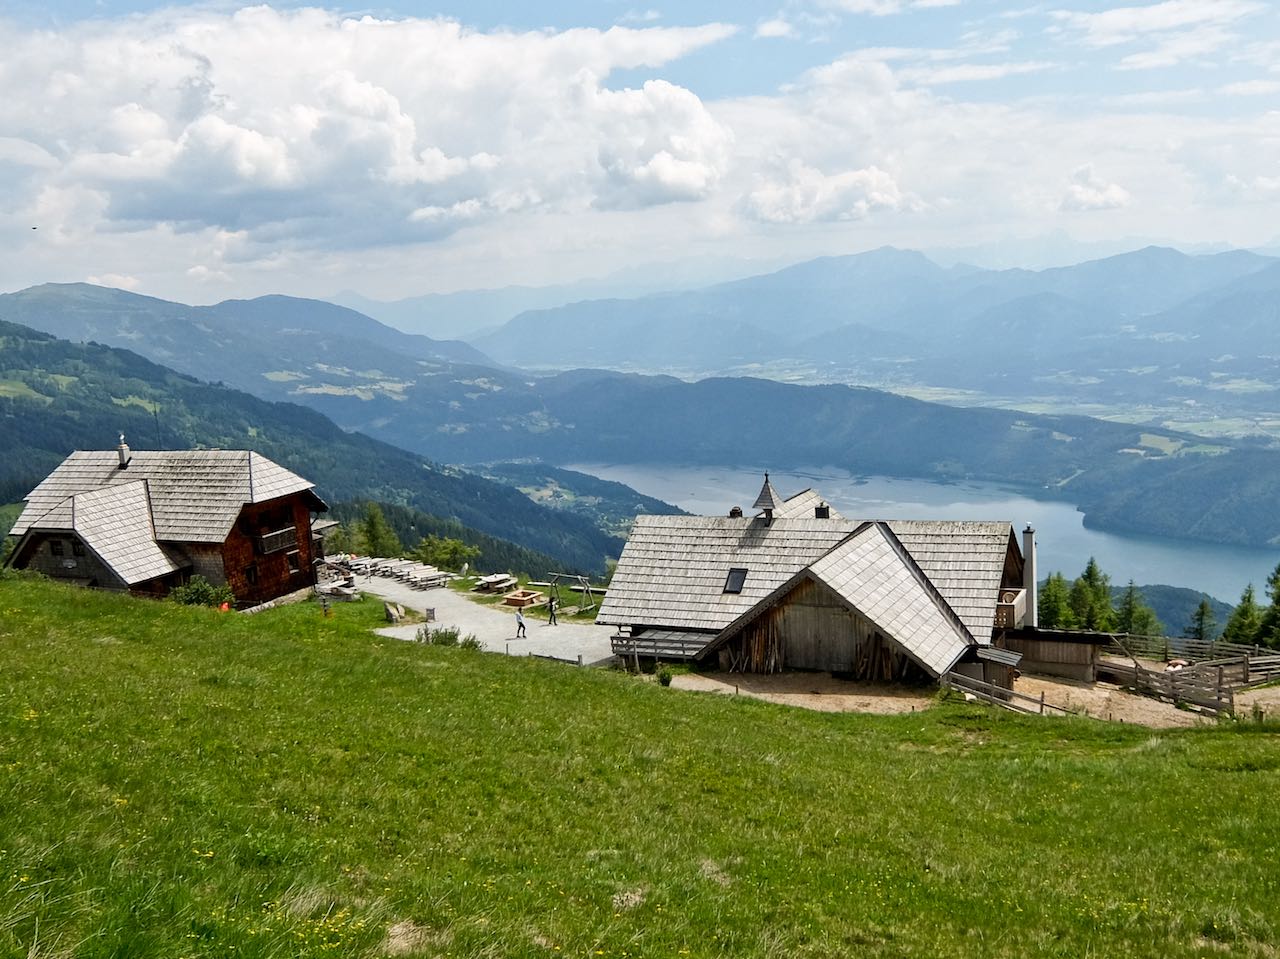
[{"xmin": 3, "ymin": 573, "xmax": 1280, "ymax": 958}]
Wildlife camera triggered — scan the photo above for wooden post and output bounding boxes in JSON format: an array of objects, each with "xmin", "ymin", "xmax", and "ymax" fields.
[{"xmin": 1040, "ymin": 691, "xmax": 1045, "ymax": 715}]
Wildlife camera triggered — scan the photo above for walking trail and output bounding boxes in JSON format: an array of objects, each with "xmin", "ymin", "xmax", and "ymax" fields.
[{"xmin": 363, "ymin": 576, "xmax": 617, "ymax": 666}]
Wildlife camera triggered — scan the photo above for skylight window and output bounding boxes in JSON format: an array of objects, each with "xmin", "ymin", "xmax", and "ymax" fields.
[{"xmin": 724, "ymin": 567, "xmax": 748, "ymax": 594}]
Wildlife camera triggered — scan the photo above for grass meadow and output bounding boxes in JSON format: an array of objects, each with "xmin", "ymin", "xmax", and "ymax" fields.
[{"xmin": 2, "ymin": 572, "xmax": 1279, "ymax": 958}]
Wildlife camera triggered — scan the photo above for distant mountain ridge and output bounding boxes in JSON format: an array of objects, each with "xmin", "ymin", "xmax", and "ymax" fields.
[{"xmin": 0, "ymin": 320, "xmax": 618, "ymax": 574}]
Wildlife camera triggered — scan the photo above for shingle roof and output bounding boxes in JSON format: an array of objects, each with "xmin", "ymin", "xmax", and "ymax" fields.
[
  {"xmin": 11, "ymin": 450, "xmax": 323, "ymax": 543},
  {"xmin": 68, "ymin": 482, "xmax": 186, "ymax": 585},
  {"xmin": 752, "ymin": 474, "xmax": 782, "ymax": 512},
  {"xmin": 598, "ymin": 515, "xmax": 858, "ymax": 632},
  {"xmin": 888, "ymin": 521, "xmax": 1014, "ymax": 640},
  {"xmin": 804, "ymin": 523, "xmax": 974, "ymax": 676},
  {"xmin": 775, "ymin": 488, "xmax": 844, "ymax": 520}
]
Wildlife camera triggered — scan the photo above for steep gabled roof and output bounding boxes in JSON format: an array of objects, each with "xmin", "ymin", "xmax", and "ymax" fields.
[
  {"xmin": 598, "ymin": 515, "xmax": 859, "ymax": 632},
  {"xmin": 775, "ymin": 488, "xmax": 844, "ymax": 520},
  {"xmin": 11, "ymin": 450, "xmax": 324, "ymax": 543},
  {"xmin": 751, "ymin": 473, "xmax": 782, "ymax": 512},
  {"xmin": 70, "ymin": 482, "xmax": 186, "ymax": 585},
  {"xmin": 806, "ymin": 523, "xmax": 975, "ymax": 675},
  {"xmin": 597, "ymin": 512, "xmax": 1015, "ymax": 642},
  {"xmin": 888, "ymin": 521, "xmax": 1016, "ymax": 640}
]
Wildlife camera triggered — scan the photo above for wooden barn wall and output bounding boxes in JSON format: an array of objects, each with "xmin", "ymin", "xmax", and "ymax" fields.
[
  {"xmin": 221, "ymin": 495, "xmax": 317, "ymax": 606},
  {"xmin": 1005, "ymin": 636, "xmax": 1098, "ymax": 682},
  {"xmin": 13, "ymin": 534, "xmax": 123, "ymax": 590},
  {"xmin": 726, "ymin": 578, "xmax": 926, "ymax": 680}
]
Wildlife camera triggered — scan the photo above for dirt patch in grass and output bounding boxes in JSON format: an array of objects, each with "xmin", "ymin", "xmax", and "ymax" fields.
[
  {"xmin": 671, "ymin": 671, "xmax": 936, "ymax": 714},
  {"xmin": 1014, "ymin": 674, "xmax": 1211, "ymax": 728}
]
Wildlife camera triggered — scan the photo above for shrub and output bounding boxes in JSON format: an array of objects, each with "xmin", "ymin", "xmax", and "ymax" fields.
[
  {"xmin": 170, "ymin": 575, "xmax": 235, "ymax": 608},
  {"xmin": 415, "ymin": 625, "xmax": 480, "ymax": 649},
  {"xmin": 658, "ymin": 668, "xmax": 673, "ymax": 687}
]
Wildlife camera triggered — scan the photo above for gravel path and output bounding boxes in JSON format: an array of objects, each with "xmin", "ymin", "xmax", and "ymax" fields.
[{"xmin": 361, "ymin": 577, "xmax": 618, "ymax": 666}]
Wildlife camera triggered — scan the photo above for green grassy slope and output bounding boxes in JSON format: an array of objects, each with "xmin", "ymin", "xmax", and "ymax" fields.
[{"xmin": 3, "ymin": 574, "xmax": 1279, "ymax": 958}]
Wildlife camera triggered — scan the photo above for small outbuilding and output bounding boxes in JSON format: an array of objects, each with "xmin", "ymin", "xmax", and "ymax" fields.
[{"xmin": 6, "ymin": 437, "xmax": 328, "ymax": 606}]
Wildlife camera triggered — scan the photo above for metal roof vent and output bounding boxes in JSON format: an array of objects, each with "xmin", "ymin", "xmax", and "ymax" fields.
[{"xmin": 116, "ymin": 432, "xmax": 131, "ymax": 470}]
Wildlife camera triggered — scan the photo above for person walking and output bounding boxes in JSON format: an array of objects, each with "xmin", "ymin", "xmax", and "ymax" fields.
[
  {"xmin": 515, "ymin": 607, "xmax": 527, "ymax": 638},
  {"xmin": 547, "ymin": 597, "xmax": 558, "ymax": 626}
]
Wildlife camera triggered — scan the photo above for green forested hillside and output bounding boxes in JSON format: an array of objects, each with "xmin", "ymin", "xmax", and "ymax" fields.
[{"xmin": 0, "ymin": 321, "xmax": 619, "ymax": 573}]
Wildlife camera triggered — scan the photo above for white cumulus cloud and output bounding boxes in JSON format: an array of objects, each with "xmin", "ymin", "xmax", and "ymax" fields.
[{"xmin": 1060, "ymin": 165, "xmax": 1132, "ymax": 211}]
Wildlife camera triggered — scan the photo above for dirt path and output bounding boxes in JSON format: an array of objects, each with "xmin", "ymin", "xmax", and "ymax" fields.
[{"xmin": 672, "ymin": 670, "xmax": 1212, "ymax": 728}]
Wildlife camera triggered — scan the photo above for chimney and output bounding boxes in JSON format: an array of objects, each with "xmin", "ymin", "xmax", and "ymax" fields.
[
  {"xmin": 116, "ymin": 432, "xmax": 131, "ymax": 470},
  {"xmin": 814, "ymin": 502, "xmax": 830, "ymax": 519},
  {"xmin": 728, "ymin": 506, "xmax": 743, "ymax": 518},
  {"xmin": 1022, "ymin": 524, "xmax": 1037, "ymax": 628}
]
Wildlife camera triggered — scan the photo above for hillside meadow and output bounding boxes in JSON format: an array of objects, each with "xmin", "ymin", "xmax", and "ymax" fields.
[{"xmin": 2, "ymin": 573, "xmax": 1279, "ymax": 958}]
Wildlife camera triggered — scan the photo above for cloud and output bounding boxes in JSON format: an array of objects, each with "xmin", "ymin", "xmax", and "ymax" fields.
[
  {"xmin": 1052, "ymin": 0, "xmax": 1263, "ymax": 47},
  {"xmin": 755, "ymin": 18, "xmax": 796, "ymax": 39},
  {"xmin": 1060, "ymin": 165, "xmax": 1131, "ymax": 211},
  {"xmin": 900, "ymin": 59, "xmax": 1054, "ymax": 84},
  {"xmin": 741, "ymin": 159, "xmax": 919, "ymax": 223},
  {"xmin": 87, "ymin": 272, "xmax": 140, "ymax": 289},
  {"xmin": 820, "ymin": 0, "xmax": 960, "ymax": 13},
  {"xmin": 1219, "ymin": 79, "xmax": 1280, "ymax": 96},
  {"xmin": 0, "ymin": 8, "xmax": 736, "ymax": 253}
]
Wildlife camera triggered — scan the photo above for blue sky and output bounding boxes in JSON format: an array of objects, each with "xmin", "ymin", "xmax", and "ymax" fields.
[{"xmin": 3, "ymin": 1, "xmax": 1278, "ymax": 301}]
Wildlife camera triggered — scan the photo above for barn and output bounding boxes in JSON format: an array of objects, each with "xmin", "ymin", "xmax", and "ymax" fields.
[
  {"xmin": 598, "ymin": 475, "xmax": 1032, "ymax": 686},
  {"xmin": 6, "ymin": 438, "xmax": 328, "ymax": 606}
]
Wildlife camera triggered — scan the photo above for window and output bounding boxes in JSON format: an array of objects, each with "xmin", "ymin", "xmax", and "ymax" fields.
[
  {"xmin": 50, "ymin": 540, "xmax": 65, "ymax": 556},
  {"xmin": 244, "ymin": 564, "xmax": 258, "ymax": 586},
  {"xmin": 723, "ymin": 567, "xmax": 748, "ymax": 594},
  {"xmin": 73, "ymin": 541, "xmax": 85, "ymax": 557},
  {"xmin": 287, "ymin": 551, "xmax": 301, "ymax": 574}
]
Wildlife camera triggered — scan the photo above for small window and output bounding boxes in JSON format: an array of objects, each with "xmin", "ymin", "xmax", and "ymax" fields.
[
  {"xmin": 724, "ymin": 567, "xmax": 748, "ymax": 594},
  {"xmin": 73, "ymin": 541, "xmax": 86, "ymax": 557},
  {"xmin": 287, "ymin": 551, "xmax": 301, "ymax": 574},
  {"xmin": 50, "ymin": 540, "xmax": 65, "ymax": 556},
  {"xmin": 244, "ymin": 564, "xmax": 259, "ymax": 586}
]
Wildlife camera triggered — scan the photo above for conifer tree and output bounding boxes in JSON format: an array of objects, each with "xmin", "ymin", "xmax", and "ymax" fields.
[
  {"xmin": 1068, "ymin": 558, "xmax": 1115, "ymax": 631},
  {"xmin": 361, "ymin": 503, "xmax": 402, "ymax": 558},
  {"xmin": 1038, "ymin": 572, "xmax": 1076, "ymax": 628},
  {"xmin": 1116, "ymin": 580, "xmax": 1163, "ymax": 637},
  {"xmin": 1258, "ymin": 563, "xmax": 1280, "ymax": 649},
  {"xmin": 1222, "ymin": 583, "xmax": 1262, "ymax": 646},
  {"xmin": 1186, "ymin": 599, "xmax": 1218, "ymax": 643}
]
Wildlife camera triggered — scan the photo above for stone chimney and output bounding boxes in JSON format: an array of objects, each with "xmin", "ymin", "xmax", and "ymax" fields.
[
  {"xmin": 728, "ymin": 506, "xmax": 743, "ymax": 518},
  {"xmin": 116, "ymin": 432, "xmax": 131, "ymax": 470},
  {"xmin": 1023, "ymin": 524, "xmax": 1037, "ymax": 628}
]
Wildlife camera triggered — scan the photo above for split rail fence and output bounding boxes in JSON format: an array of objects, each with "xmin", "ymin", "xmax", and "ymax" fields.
[{"xmin": 940, "ymin": 672, "xmax": 1075, "ymax": 717}]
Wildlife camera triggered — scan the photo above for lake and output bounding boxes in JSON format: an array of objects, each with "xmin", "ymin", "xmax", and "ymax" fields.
[{"xmin": 568, "ymin": 462, "xmax": 1280, "ymax": 604}]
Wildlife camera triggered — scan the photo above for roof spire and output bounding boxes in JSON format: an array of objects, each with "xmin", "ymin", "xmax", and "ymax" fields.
[{"xmin": 752, "ymin": 471, "xmax": 780, "ymax": 524}]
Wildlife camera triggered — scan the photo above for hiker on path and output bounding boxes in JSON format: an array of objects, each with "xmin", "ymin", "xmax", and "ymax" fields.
[
  {"xmin": 515, "ymin": 607, "xmax": 527, "ymax": 638},
  {"xmin": 547, "ymin": 597, "xmax": 558, "ymax": 625}
]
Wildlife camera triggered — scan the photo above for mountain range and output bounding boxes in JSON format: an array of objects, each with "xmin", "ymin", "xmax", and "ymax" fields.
[
  {"xmin": 0, "ymin": 320, "xmax": 621, "ymax": 575},
  {"xmin": 3, "ymin": 247, "xmax": 1280, "ymax": 551}
]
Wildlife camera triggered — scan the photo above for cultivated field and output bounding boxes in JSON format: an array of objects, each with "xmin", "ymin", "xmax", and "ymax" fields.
[{"xmin": 2, "ymin": 573, "xmax": 1279, "ymax": 958}]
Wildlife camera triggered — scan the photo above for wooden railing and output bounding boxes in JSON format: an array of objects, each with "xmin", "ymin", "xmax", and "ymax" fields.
[
  {"xmin": 611, "ymin": 634, "xmax": 709, "ymax": 662},
  {"xmin": 257, "ymin": 526, "xmax": 299, "ymax": 555},
  {"xmin": 1104, "ymin": 633, "xmax": 1271, "ymax": 663},
  {"xmin": 940, "ymin": 672, "xmax": 1075, "ymax": 716},
  {"xmin": 1096, "ymin": 659, "xmax": 1235, "ymax": 716}
]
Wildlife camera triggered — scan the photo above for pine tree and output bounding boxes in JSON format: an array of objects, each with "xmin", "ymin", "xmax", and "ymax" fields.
[
  {"xmin": 1222, "ymin": 583, "xmax": 1262, "ymax": 646},
  {"xmin": 361, "ymin": 503, "xmax": 402, "ymax": 558},
  {"xmin": 1068, "ymin": 558, "xmax": 1115, "ymax": 631},
  {"xmin": 1038, "ymin": 572, "xmax": 1076, "ymax": 628},
  {"xmin": 1186, "ymin": 599, "xmax": 1218, "ymax": 643},
  {"xmin": 1116, "ymin": 580, "xmax": 1163, "ymax": 637},
  {"xmin": 1258, "ymin": 563, "xmax": 1280, "ymax": 649}
]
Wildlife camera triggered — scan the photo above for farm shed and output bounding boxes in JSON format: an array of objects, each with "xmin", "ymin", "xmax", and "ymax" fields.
[
  {"xmin": 600, "ymin": 476, "xmax": 1031, "ymax": 685},
  {"xmin": 6, "ymin": 438, "xmax": 327, "ymax": 606}
]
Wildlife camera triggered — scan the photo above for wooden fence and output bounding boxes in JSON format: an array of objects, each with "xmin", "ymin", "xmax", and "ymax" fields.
[
  {"xmin": 1104, "ymin": 633, "xmax": 1272, "ymax": 663},
  {"xmin": 940, "ymin": 672, "xmax": 1075, "ymax": 717},
  {"xmin": 1096, "ymin": 659, "xmax": 1235, "ymax": 715}
]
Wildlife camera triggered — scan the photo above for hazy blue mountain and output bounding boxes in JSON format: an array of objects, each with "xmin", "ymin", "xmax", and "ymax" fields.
[{"xmin": 0, "ymin": 283, "xmax": 499, "ymax": 401}]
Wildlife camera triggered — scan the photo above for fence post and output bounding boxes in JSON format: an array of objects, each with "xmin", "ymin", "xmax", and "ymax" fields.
[{"xmin": 1040, "ymin": 691, "xmax": 1045, "ymax": 715}]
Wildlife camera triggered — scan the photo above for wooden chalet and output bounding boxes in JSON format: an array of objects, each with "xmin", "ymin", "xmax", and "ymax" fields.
[
  {"xmin": 6, "ymin": 438, "xmax": 327, "ymax": 606},
  {"xmin": 599, "ymin": 475, "xmax": 1031, "ymax": 686}
]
